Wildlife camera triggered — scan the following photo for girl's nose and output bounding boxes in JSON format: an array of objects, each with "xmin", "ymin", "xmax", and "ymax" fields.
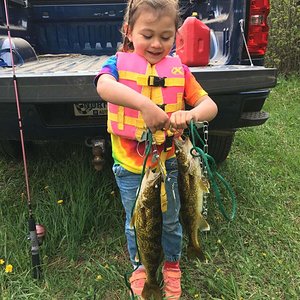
[{"xmin": 151, "ymin": 38, "xmax": 162, "ymax": 48}]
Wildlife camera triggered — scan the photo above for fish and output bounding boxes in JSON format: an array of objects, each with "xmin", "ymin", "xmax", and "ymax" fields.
[
  {"xmin": 175, "ymin": 136, "xmax": 210, "ymax": 261},
  {"xmin": 130, "ymin": 168, "xmax": 163, "ymax": 300}
]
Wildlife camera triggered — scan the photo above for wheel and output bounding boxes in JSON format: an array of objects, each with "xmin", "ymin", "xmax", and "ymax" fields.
[
  {"xmin": 195, "ymin": 131, "xmax": 235, "ymax": 164},
  {"xmin": 207, "ymin": 132, "xmax": 235, "ymax": 164}
]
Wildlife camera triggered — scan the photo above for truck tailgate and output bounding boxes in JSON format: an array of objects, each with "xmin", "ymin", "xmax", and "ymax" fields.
[{"xmin": 0, "ymin": 54, "xmax": 277, "ymax": 103}]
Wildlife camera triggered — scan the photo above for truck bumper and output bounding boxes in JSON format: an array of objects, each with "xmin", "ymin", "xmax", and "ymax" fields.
[
  {"xmin": 0, "ymin": 89, "xmax": 272, "ymax": 141},
  {"xmin": 0, "ymin": 60, "xmax": 277, "ymax": 141}
]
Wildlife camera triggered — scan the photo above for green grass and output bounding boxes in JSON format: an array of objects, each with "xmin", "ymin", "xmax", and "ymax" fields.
[{"xmin": 0, "ymin": 77, "xmax": 299, "ymax": 299}]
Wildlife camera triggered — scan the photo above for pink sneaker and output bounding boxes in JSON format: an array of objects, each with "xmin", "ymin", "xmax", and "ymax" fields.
[
  {"xmin": 129, "ymin": 268, "xmax": 147, "ymax": 298},
  {"xmin": 162, "ymin": 267, "xmax": 182, "ymax": 299}
]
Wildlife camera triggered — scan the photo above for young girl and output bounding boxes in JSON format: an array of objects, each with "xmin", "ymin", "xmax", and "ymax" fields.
[{"xmin": 95, "ymin": 0, "xmax": 218, "ymax": 298}]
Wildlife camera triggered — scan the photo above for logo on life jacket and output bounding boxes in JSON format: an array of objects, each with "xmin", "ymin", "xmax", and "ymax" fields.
[{"xmin": 171, "ymin": 67, "xmax": 184, "ymax": 75}]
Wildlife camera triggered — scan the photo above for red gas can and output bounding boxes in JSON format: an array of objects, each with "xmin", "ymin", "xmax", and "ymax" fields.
[{"xmin": 176, "ymin": 13, "xmax": 210, "ymax": 67}]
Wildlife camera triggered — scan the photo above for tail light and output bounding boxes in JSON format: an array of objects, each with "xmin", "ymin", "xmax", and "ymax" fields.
[{"xmin": 247, "ymin": 0, "xmax": 270, "ymax": 56}]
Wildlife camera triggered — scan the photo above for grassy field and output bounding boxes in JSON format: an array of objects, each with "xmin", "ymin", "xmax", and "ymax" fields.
[{"xmin": 0, "ymin": 77, "xmax": 299, "ymax": 299}]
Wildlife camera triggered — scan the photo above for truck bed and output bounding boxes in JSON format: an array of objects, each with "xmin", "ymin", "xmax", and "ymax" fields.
[{"xmin": 0, "ymin": 54, "xmax": 277, "ymax": 104}]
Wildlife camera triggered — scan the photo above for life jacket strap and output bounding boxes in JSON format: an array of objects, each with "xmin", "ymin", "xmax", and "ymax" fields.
[
  {"xmin": 108, "ymin": 110, "xmax": 145, "ymax": 128},
  {"xmin": 118, "ymin": 71, "xmax": 185, "ymax": 87}
]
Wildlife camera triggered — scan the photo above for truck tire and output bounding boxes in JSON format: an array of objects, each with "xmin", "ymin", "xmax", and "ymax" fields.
[
  {"xmin": 207, "ymin": 132, "xmax": 235, "ymax": 164},
  {"xmin": 196, "ymin": 131, "xmax": 235, "ymax": 164}
]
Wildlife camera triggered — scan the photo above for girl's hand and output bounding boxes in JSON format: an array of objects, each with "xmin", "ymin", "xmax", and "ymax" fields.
[
  {"xmin": 169, "ymin": 110, "xmax": 194, "ymax": 130},
  {"xmin": 170, "ymin": 95, "xmax": 218, "ymax": 130},
  {"xmin": 140, "ymin": 100, "xmax": 170, "ymax": 133}
]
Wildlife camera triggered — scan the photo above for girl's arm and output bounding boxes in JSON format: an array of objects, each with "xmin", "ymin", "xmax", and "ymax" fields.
[
  {"xmin": 189, "ymin": 95, "xmax": 218, "ymax": 122},
  {"xmin": 97, "ymin": 74, "xmax": 170, "ymax": 133}
]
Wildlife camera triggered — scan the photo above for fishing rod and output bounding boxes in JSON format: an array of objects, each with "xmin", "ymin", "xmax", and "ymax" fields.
[{"xmin": 3, "ymin": 0, "xmax": 44, "ymax": 279}]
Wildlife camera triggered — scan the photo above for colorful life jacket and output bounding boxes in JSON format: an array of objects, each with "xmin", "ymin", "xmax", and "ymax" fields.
[{"xmin": 107, "ymin": 52, "xmax": 185, "ymax": 145}]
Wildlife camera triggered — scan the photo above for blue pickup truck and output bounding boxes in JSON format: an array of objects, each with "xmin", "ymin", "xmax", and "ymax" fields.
[{"xmin": 0, "ymin": 0, "xmax": 277, "ymax": 163}]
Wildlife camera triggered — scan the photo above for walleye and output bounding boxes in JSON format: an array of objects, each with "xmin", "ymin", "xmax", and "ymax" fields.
[
  {"xmin": 130, "ymin": 168, "xmax": 163, "ymax": 300},
  {"xmin": 175, "ymin": 136, "xmax": 210, "ymax": 261}
]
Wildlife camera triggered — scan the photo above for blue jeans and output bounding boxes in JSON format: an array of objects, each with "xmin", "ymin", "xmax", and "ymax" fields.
[{"xmin": 112, "ymin": 158, "xmax": 182, "ymax": 266}]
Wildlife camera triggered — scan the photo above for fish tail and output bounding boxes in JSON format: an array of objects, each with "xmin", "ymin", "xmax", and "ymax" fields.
[
  {"xmin": 187, "ymin": 244, "xmax": 205, "ymax": 261},
  {"xmin": 188, "ymin": 228, "xmax": 205, "ymax": 261},
  {"xmin": 141, "ymin": 282, "xmax": 163, "ymax": 300},
  {"xmin": 190, "ymin": 228, "xmax": 200, "ymax": 251}
]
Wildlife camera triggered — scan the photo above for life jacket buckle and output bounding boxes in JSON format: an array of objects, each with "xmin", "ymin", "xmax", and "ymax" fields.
[
  {"xmin": 164, "ymin": 135, "xmax": 173, "ymax": 152},
  {"xmin": 148, "ymin": 75, "xmax": 166, "ymax": 87}
]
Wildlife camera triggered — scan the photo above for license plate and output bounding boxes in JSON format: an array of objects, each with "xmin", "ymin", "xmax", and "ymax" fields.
[{"xmin": 73, "ymin": 102, "xmax": 107, "ymax": 117}]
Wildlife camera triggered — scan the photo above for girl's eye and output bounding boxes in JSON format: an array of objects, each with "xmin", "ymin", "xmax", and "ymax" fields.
[
  {"xmin": 162, "ymin": 36, "xmax": 171, "ymax": 41},
  {"xmin": 143, "ymin": 35, "xmax": 152, "ymax": 39}
]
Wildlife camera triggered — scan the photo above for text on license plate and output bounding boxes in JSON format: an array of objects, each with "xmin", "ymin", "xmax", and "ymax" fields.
[{"xmin": 73, "ymin": 102, "xmax": 107, "ymax": 117}]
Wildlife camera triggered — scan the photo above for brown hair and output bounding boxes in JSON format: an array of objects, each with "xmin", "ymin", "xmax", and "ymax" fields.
[{"xmin": 120, "ymin": 0, "xmax": 181, "ymax": 52}]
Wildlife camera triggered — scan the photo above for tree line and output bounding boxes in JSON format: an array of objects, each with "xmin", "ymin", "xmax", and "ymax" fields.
[{"xmin": 266, "ymin": 0, "xmax": 300, "ymax": 75}]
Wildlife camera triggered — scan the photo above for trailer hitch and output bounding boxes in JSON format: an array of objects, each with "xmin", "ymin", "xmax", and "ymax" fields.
[{"xmin": 85, "ymin": 137, "xmax": 106, "ymax": 171}]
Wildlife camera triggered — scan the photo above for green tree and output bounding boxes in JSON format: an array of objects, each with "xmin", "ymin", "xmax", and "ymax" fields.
[{"xmin": 266, "ymin": 0, "xmax": 300, "ymax": 75}]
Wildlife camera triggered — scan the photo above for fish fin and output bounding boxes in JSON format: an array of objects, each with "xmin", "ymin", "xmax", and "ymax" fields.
[
  {"xmin": 187, "ymin": 160, "xmax": 195, "ymax": 175},
  {"xmin": 187, "ymin": 228, "xmax": 206, "ymax": 261},
  {"xmin": 199, "ymin": 178, "xmax": 210, "ymax": 193},
  {"xmin": 142, "ymin": 282, "xmax": 163, "ymax": 300},
  {"xmin": 199, "ymin": 216, "xmax": 210, "ymax": 232}
]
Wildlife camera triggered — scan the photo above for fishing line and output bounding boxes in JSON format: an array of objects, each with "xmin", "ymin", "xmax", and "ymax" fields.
[{"xmin": 3, "ymin": 0, "xmax": 42, "ymax": 279}]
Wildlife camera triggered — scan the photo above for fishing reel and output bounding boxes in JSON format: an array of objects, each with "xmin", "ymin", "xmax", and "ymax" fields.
[
  {"xmin": 35, "ymin": 224, "xmax": 46, "ymax": 245},
  {"xmin": 27, "ymin": 223, "xmax": 46, "ymax": 245}
]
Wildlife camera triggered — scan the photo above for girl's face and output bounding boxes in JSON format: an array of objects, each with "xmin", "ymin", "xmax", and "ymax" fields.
[{"xmin": 127, "ymin": 7, "xmax": 176, "ymax": 64}]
